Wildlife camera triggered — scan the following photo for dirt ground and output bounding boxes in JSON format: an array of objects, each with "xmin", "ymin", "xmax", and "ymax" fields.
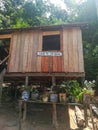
[
  {"xmin": 0, "ymin": 101, "xmax": 70, "ymax": 130},
  {"xmin": 0, "ymin": 101, "xmax": 96, "ymax": 130}
]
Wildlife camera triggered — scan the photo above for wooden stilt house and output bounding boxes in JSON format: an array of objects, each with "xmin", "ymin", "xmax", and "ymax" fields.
[{"xmin": 0, "ymin": 23, "xmax": 87, "ymax": 85}]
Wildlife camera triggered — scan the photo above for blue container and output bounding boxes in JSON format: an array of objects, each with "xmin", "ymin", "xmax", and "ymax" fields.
[
  {"xmin": 22, "ymin": 90, "xmax": 29, "ymax": 101},
  {"xmin": 50, "ymin": 93, "xmax": 58, "ymax": 102}
]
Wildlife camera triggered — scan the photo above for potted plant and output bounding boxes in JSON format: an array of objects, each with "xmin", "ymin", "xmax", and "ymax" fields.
[
  {"xmin": 49, "ymin": 86, "xmax": 58, "ymax": 103},
  {"xmin": 82, "ymin": 80, "xmax": 96, "ymax": 104},
  {"xmin": 59, "ymin": 80, "xmax": 83, "ymax": 103},
  {"xmin": 58, "ymin": 82, "xmax": 67, "ymax": 103},
  {"xmin": 41, "ymin": 93, "xmax": 49, "ymax": 102},
  {"xmin": 31, "ymin": 85, "xmax": 39, "ymax": 101},
  {"xmin": 21, "ymin": 85, "xmax": 30, "ymax": 101},
  {"xmin": 83, "ymin": 80, "xmax": 95, "ymax": 96}
]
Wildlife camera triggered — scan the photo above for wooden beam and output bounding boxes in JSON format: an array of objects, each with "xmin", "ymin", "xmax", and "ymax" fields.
[
  {"xmin": 43, "ymin": 31, "xmax": 60, "ymax": 36},
  {"xmin": 5, "ymin": 72, "xmax": 85, "ymax": 78},
  {"xmin": 0, "ymin": 34, "xmax": 12, "ymax": 39}
]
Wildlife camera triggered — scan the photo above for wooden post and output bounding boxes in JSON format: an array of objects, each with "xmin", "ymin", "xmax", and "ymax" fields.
[
  {"xmin": 51, "ymin": 76, "xmax": 58, "ymax": 129},
  {"xmin": 81, "ymin": 77, "xmax": 85, "ymax": 88},
  {"xmin": 0, "ymin": 69, "xmax": 6, "ymax": 106},
  {"xmin": 25, "ymin": 76, "xmax": 29, "ymax": 86},
  {"xmin": 0, "ymin": 84, "xmax": 2, "ymax": 107},
  {"xmin": 23, "ymin": 76, "xmax": 29, "ymax": 120},
  {"xmin": 52, "ymin": 103, "xmax": 58, "ymax": 130},
  {"xmin": 89, "ymin": 104, "xmax": 96, "ymax": 130},
  {"xmin": 19, "ymin": 100, "xmax": 22, "ymax": 130},
  {"xmin": 23, "ymin": 102, "xmax": 27, "ymax": 121}
]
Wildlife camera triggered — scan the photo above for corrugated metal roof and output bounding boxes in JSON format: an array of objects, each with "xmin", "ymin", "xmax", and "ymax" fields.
[{"xmin": 0, "ymin": 23, "xmax": 88, "ymax": 34}]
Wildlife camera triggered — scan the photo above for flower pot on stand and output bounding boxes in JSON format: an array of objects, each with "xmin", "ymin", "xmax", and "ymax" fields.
[
  {"xmin": 59, "ymin": 93, "xmax": 66, "ymax": 103},
  {"xmin": 42, "ymin": 96, "xmax": 49, "ymax": 102},
  {"xmin": 50, "ymin": 93, "xmax": 58, "ymax": 103}
]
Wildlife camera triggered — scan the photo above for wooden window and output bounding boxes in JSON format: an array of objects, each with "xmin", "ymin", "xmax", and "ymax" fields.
[{"xmin": 42, "ymin": 34, "xmax": 60, "ymax": 51}]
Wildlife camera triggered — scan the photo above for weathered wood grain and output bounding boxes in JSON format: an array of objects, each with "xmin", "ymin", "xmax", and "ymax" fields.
[
  {"xmin": 8, "ymin": 27, "xmax": 84, "ymax": 74},
  {"xmin": 72, "ymin": 28, "xmax": 79, "ymax": 72},
  {"xmin": 8, "ymin": 33, "xmax": 18, "ymax": 72},
  {"xmin": 62, "ymin": 29, "xmax": 69, "ymax": 72},
  {"xmin": 68, "ymin": 29, "xmax": 74, "ymax": 72},
  {"xmin": 36, "ymin": 31, "xmax": 42, "ymax": 72},
  {"xmin": 77, "ymin": 29, "xmax": 84, "ymax": 72}
]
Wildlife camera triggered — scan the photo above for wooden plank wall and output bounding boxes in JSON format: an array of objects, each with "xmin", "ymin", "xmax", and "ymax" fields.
[
  {"xmin": 62, "ymin": 27, "xmax": 84, "ymax": 73},
  {"xmin": 8, "ymin": 27, "xmax": 84, "ymax": 73},
  {"xmin": 8, "ymin": 30, "xmax": 42, "ymax": 72}
]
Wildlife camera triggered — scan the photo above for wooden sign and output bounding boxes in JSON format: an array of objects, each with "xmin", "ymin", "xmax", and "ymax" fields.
[{"xmin": 37, "ymin": 51, "xmax": 62, "ymax": 56}]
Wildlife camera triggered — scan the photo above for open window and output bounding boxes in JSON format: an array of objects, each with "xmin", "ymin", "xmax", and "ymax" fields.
[
  {"xmin": 0, "ymin": 38, "xmax": 10, "ymax": 72},
  {"xmin": 42, "ymin": 34, "xmax": 60, "ymax": 51}
]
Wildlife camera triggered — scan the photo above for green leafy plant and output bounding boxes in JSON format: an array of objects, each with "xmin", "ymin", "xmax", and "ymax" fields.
[
  {"xmin": 60, "ymin": 80, "xmax": 83, "ymax": 102},
  {"xmin": 83, "ymin": 80, "xmax": 95, "ymax": 96}
]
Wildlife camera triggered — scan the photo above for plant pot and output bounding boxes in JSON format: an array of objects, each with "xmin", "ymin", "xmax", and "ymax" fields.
[
  {"xmin": 31, "ymin": 92, "xmax": 39, "ymax": 100},
  {"xmin": 83, "ymin": 94, "xmax": 91, "ymax": 105},
  {"xmin": 22, "ymin": 90, "xmax": 30, "ymax": 101},
  {"xmin": 42, "ymin": 96, "xmax": 49, "ymax": 102},
  {"xmin": 50, "ymin": 93, "xmax": 58, "ymax": 102},
  {"xmin": 59, "ymin": 93, "xmax": 66, "ymax": 103}
]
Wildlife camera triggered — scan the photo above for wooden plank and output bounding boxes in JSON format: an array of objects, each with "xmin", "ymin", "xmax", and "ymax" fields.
[
  {"xmin": 19, "ymin": 31, "xmax": 26, "ymax": 72},
  {"xmin": 14, "ymin": 32, "xmax": 21, "ymax": 72},
  {"xmin": 62, "ymin": 29, "xmax": 69, "ymax": 72},
  {"xmin": 41, "ymin": 56, "xmax": 45, "ymax": 72},
  {"xmin": 36, "ymin": 31, "xmax": 42, "ymax": 72},
  {"xmin": 0, "ymin": 34, "xmax": 12, "ymax": 39},
  {"xmin": 68, "ymin": 105, "xmax": 78, "ymax": 129},
  {"xmin": 72, "ymin": 28, "xmax": 79, "ymax": 72},
  {"xmin": 53, "ymin": 56, "xmax": 58, "ymax": 72},
  {"xmin": 26, "ymin": 31, "xmax": 34, "ymax": 72},
  {"xmin": 57, "ymin": 56, "xmax": 62, "ymax": 72},
  {"xmin": 8, "ymin": 33, "xmax": 18, "ymax": 72},
  {"xmin": 43, "ymin": 31, "xmax": 60, "ymax": 36},
  {"xmin": 49, "ymin": 57, "xmax": 53, "ymax": 73},
  {"xmin": 77, "ymin": 29, "xmax": 84, "ymax": 72},
  {"xmin": 60, "ymin": 30, "xmax": 64, "ymax": 72},
  {"xmin": 31, "ymin": 31, "xmax": 39, "ymax": 72},
  {"xmin": 5, "ymin": 72, "xmax": 85, "ymax": 77},
  {"xmin": 22, "ymin": 31, "xmax": 29, "ymax": 72},
  {"xmin": 7, "ymin": 35, "xmax": 13, "ymax": 72},
  {"xmin": 68, "ymin": 29, "xmax": 74, "ymax": 72},
  {"xmin": 41, "ymin": 56, "xmax": 49, "ymax": 72}
]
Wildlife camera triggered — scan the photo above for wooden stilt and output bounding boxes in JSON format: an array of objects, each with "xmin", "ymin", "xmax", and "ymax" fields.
[
  {"xmin": 52, "ymin": 103, "xmax": 58, "ymax": 130},
  {"xmin": 23, "ymin": 102, "xmax": 27, "ymax": 121},
  {"xmin": 51, "ymin": 76, "xmax": 58, "ymax": 129},
  {"xmin": 25, "ymin": 76, "xmax": 29, "ymax": 86},
  {"xmin": 0, "ymin": 69, "xmax": 6, "ymax": 106},
  {"xmin": 81, "ymin": 77, "xmax": 85, "ymax": 88},
  {"xmin": 22, "ymin": 76, "xmax": 29, "ymax": 120},
  {"xmin": 0, "ymin": 85, "xmax": 2, "ymax": 106},
  {"xmin": 19, "ymin": 100, "xmax": 22, "ymax": 130},
  {"xmin": 52, "ymin": 76, "xmax": 56, "ymax": 86}
]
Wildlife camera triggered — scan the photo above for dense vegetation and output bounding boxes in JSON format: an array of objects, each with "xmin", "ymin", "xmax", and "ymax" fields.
[{"xmin": 0, "ymin": 0, "xmax": 98, "ymax": 80}]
